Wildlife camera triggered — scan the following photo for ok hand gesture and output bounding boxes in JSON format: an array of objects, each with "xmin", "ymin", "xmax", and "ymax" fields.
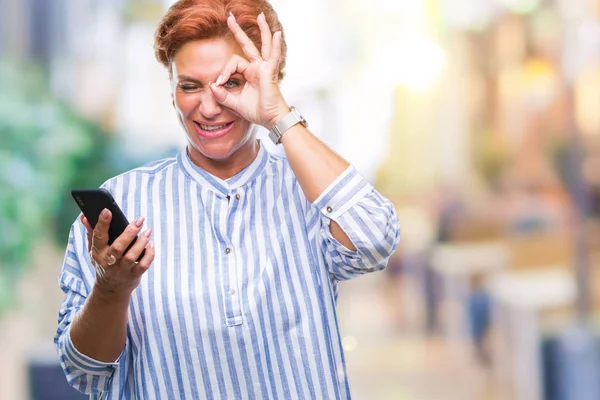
[{"xmin": 209, "ymin": 13, "xmax": 289, "ymax": 129}]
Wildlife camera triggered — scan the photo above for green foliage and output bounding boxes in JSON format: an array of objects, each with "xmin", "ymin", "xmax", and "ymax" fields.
[{"xmin": 0, "ymin": 62, "xmax": 117, "ymax": 314}]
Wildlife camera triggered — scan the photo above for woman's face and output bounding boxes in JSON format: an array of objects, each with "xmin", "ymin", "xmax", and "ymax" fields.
[{"xmin": 171, "ymin": 37, "xmax": 255, "ymax": 168}]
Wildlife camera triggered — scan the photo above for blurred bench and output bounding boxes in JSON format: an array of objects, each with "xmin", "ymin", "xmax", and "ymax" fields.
[
  {"xmin": 489, "ymin": 268, "xmax": 576, "ymax": 400},
  {"xmin": 506, "ymin": 233, "xmax": 572, "ymax": 270}
]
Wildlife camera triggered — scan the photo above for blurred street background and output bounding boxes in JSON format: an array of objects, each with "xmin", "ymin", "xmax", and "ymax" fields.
[{"xmin": 1, "ymin": 0, "xmax": 600, "ymax": 399}]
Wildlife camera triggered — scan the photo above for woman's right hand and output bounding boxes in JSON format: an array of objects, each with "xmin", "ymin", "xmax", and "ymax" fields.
[{"xmin": 80, "ymin": 209, "xmax": 155, "ymax": 298}]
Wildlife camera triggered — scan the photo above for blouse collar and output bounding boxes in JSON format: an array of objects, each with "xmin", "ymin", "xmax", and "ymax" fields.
[{"xmin": 177, "ymin": 139, "xmax": 270, "ymax": 196}]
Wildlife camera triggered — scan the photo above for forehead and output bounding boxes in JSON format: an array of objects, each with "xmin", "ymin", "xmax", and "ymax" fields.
[{"xmin": 171, "ymin": 37, "xmax": 243, "ymax": 79}]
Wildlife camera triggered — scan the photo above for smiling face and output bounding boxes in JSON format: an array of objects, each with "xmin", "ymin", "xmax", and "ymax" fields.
[{"xmin": 171, "ymin": 37, "xmax": 257, "ymax": 176}]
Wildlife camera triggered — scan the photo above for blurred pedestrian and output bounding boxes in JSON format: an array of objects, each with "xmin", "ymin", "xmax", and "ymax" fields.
[{"xmin": 466, "ymin": 272, "xmax": 491, "ymax": 366}]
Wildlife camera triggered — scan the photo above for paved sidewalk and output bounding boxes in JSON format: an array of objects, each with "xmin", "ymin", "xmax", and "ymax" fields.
[{"xmin": 338, "ymin": 272, "xmax": 510, "ymax": 400}]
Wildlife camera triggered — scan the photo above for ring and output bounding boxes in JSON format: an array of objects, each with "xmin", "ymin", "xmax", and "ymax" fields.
[{"xmin": 105, "ymin": 253, "xmax": 117, "ymax": 266}]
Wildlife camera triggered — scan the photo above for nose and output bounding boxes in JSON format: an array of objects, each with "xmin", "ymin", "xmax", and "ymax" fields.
[{"xmin": 197, "ymin": 88, "xmax": 223, "ymax": 119}]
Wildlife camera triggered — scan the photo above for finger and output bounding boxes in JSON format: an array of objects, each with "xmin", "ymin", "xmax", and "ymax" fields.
[
  {"xmin": 81, "ymin": 214, "xmax": 93, "ymax": 233},
  {"xmin": 267, "ymin": 31, "xmax": 282, "ymax": 77},
  {"xmin": 216, "ymin": 54, "xmax": 250, "ymax": 87},
  {"xmin": 91, "ymin": 209, "xmax": 111, "ymax": 256},
  {"xmin": 80, "ymin": 214, "xmax": 93, "ymax": 252},
  {"xmin": 109, "ymin": 216, "xmax": 145, "ymax": 259},
  {"xmin": 257, "ymin": 12, "xmax": 272, "ymax": 60},
  {"xmin": 210, "ymin": 82, "xmax": 240, "ymax": 111},
  {"xmin": 132, "ymin": 241, "xmax": 155, "ymax": 276},
  {"xmin": 227, "ymin": 13, "xmax": 262, "ymax": 61},
  {"xmin": 121, "ymin": 228, "xmax": 152, "ymax": 266}
]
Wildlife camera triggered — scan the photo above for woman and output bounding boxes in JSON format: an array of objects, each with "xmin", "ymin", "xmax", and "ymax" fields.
[{"xmin": 55, "ymin": 0, "xmax": 400, "ymax": 398}]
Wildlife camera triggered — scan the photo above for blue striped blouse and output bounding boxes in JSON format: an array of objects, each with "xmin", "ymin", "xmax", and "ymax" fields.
[{"xmin": 55, "ymin": 140, "xmax": 400, "ymax": 399}]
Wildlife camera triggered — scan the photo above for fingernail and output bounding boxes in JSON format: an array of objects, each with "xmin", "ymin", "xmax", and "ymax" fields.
[
  {"xmin": 101, "ymin": 209, "xmax": 109, "ymax": 218},
  {"xmin": 259, "ymin": 12, "xmax": 265, "ymax": 20},
  {"xmin": 229, "ymin": 12, "xmax": 235, "ymax": 19},
  {"xmin": 216, "ymin": 75, "xmax": 223, "ymax": 86},
  {"xmin": 149, "ymin": 240, "xmax": 155, "ymax": 249},
  {"xmin": 135, "ymin": 216, "xmax": 145, "ymax": 227},
  {"xmin": 144, "ymin": 228, "xmax": 152, "ymax": 238}
]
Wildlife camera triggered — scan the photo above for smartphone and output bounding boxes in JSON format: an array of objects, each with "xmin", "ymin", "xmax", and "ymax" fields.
[{"xmin": 71, "ymin": 188, "xmax": 145, "ymax": 261}]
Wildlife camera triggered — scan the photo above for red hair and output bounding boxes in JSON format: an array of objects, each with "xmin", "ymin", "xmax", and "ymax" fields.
[{"xmin": 154, "ymin": 0, "xmax": 286, "ymax": 80}]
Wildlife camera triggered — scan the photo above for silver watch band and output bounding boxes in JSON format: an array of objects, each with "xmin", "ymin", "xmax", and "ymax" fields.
[{"xmin": 268, "ymin": 106, "xmax": 307, "ymax": 144}]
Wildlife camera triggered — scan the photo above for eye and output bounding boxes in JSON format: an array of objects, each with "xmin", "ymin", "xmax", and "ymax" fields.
[
  {"xmin": 179, "ymin": 84, "xmax": 200, "ymax": 92},
  {"xmin": 223, "ymin": 79, "xmax": 240, "ymax": 89}
]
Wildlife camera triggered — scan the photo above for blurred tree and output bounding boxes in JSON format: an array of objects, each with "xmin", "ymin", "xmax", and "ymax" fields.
[{"xmin": 0, "ymin": 62, "xmax": 118, "ymax": 315}]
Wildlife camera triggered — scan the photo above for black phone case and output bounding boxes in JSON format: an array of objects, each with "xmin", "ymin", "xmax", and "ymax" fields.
[{"xmin": 71, "ymin": 188, "xmax": 145, "ymax": 261}]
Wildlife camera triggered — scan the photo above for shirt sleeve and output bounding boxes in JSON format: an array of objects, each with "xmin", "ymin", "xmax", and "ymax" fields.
[
  {"xmin": 310, "ymin": 165, "xmax": 401, "ymax": 281},
  {"xmin": 54, "ymin": 220, "xmax": 124, "ymax": 395}
]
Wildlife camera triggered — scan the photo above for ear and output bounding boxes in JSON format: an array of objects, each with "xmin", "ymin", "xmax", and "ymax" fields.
[
  {"xmin": 169, "ymin": 67, "xmax": 177, "ymax": 109},
  {"xmin": 170, "ymin": 79, "xmax": 176, "ymax": 109}
]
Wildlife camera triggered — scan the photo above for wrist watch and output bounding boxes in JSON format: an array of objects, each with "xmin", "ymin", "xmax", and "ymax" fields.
[{"xmin": 268, "ymin": 106, "xmax": 308, "ymax": 145}]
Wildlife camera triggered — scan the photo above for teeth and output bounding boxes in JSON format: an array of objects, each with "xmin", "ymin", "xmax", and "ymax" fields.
[{"xmin": 199, "ymin": 123, "xmax": 229, "ymax": 131}]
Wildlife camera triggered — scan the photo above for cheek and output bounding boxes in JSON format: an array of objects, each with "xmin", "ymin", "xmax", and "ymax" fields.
[
  {"xmin": 237, "ymin": 120, "xmax": 251, "ymax": 135},
  {"xmin": 173, "ymin": 94, "xmax": 197, "ymax": 118}
]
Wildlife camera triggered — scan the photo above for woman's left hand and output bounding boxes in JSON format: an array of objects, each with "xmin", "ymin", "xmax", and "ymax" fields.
[{"xmin": 209, "ymin": 12, "xmax": 289, "ymax": 129}]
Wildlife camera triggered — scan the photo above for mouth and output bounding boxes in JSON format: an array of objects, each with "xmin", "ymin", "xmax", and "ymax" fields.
[{"xmin": 193, "ymin": 121, "xmax": 235, "ymax": 139}]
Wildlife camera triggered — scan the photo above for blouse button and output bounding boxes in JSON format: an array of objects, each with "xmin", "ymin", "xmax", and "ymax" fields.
[
  {"xmin": 326, "ymin": 206, "xmax": 333, "ymax": 213},
  {"xmin": 225, "ymin": 247, "xmax": 232, "ymax": 254},
  {"xmin": 235, "ymin": 194, "xmax": 241, "ymax": 200}
]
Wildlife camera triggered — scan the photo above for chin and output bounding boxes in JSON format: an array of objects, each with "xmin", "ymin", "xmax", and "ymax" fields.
[
  {"xmin": 191, "ymin": 140, "xmax": 239, "ymax": 161},
  {"xmin": 187, "ymin": 124, "xmax": 257, "ymax": 162}
]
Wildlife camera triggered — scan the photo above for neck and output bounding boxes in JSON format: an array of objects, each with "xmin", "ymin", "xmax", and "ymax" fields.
[{"xmin": 187, "ymin": 140, "xmax": 260, "ymax": 180}]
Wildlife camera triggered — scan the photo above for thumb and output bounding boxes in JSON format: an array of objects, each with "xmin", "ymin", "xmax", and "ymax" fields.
[{"xmin": 209, "ymin": 83, "xmax": 239, "ymax": 112}]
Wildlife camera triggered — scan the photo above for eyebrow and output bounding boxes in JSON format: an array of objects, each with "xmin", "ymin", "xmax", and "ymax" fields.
[{"xmin": 177, "ymin": 75, "xmax": 203, "ymax": 84}]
